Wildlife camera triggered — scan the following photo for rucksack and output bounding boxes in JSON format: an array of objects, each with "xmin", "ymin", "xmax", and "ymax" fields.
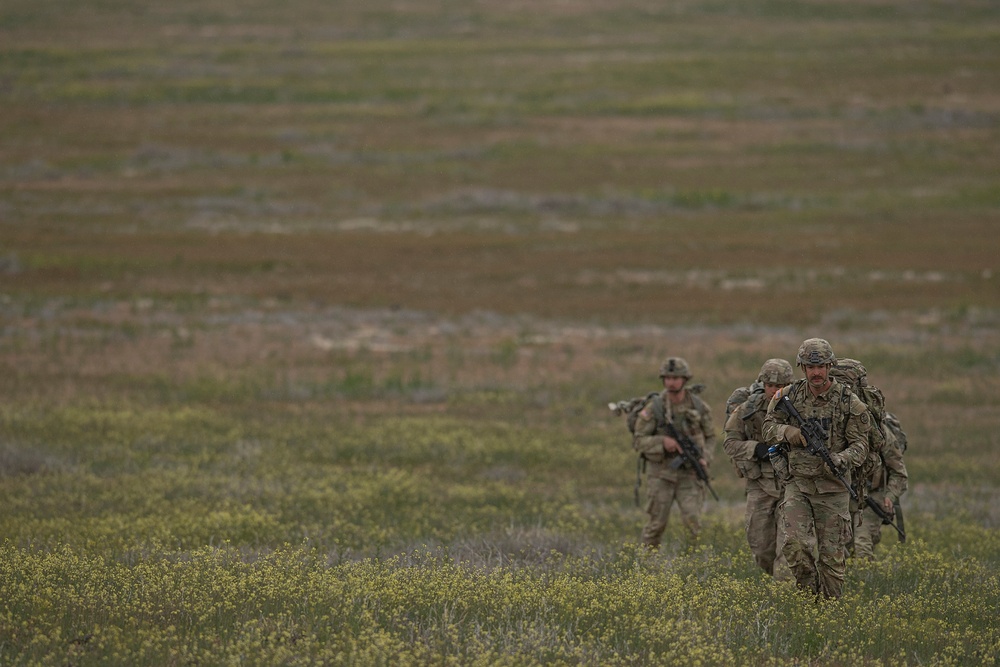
[
  {"xmin": 834, "ymin": 380, "xmax": 888, "ymax": 501},
  {"xmin": 725, "ymin": 381, "xmax": 764, "ymax": 418},
  {"xmin": 858, "ymin": 384, "xmax": 887, "ymax": 469},
  {"xmin": 857, "ymin": 385, "xmax": 886, "ymax": 430},
  {"xmin": 609, "ymin": 392, "xmax": 664, "ymax": 434},
  {"xmin": 610, "ymin": 383, "xmax": 707, "ymax": 434},
  {"xmin": 830, "ymin": 359, "xmax": 888, "ymax": 456},
  {"xmin": 883, "ymin": 412, "xmax": 908, "ymax": 452}
]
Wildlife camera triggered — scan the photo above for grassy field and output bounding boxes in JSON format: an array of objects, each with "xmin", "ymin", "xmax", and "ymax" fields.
[{"xmin": 2, "ymin": 0, "xmax": 1000, "ymax": 664}]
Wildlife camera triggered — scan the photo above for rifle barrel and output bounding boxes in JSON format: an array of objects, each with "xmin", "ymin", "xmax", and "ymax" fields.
[
  {"xmin": 664, "ymin": 422, "xmax": 719, "ymax": 501},
  {"xmin": 867, "ymin": 497, "xmax": 906, "ymax": 540}
]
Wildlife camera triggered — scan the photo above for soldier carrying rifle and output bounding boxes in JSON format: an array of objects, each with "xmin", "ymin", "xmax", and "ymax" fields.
[
  {"xmin": 723, "ymin": 358, "xmax": 795, "ymax": 580},
  {"xmin": 763, "ymin": 338, "xmax": 871, "ymax": 600},
  {"xmin": 629, "ymin": 357, "xmax": 717, "ymax": 547},
  {"xmin": 830, "ymin": 358, "xmax": 908, "ymax": 558}
]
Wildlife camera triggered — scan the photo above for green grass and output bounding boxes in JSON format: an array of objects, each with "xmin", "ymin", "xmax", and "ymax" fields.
[
  {"xmin": 0, "ymin": 387, "xmax": 1000, "ymax": 664},
  {"xmin": 2, "ymin": 336, "xmax": 1000, "ymax": 663},
  {"xmin": 0, "ymin": 394, "xmax": 1000, "ymax": 664},
  {"xmin": 2, "ymin": 532, "xmax": 998, "ymax": 665}
]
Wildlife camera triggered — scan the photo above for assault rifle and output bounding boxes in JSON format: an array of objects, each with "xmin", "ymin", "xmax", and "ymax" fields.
[
  {"xmin": 866, "ymin": 495, "xmax": 907, "ymax": 541},
  {"xmin": 609, "ymin": 387, "xmax": 717, "ymax": 503},
  {"xmin": 663, "ymin": 421, "xmax": 719, "ymax": 502},
  {"xmin": 774, "ymin": 394, "xmax": 857, "ymax": 499},
  {"xmin": 775, "ymin": 394, "xmax": 906, "ymax": 541},
  {"xmin": 893, "ymin": 501, "xmax": 906, "ymax": 543}
]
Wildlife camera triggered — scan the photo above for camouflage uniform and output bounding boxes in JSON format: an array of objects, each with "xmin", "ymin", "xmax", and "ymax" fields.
[
  {"xmin": 723, "ymin": 359, "xmax": 794, "ymax": 580},
  {"xmin": 853, "ymin": 425, "xmax": 908, "ymax": 558},
  {"xmin": 633, "ymin": 357, "xmax": 716, "ymax": 545},
  {"xmin": 726, "ymin": 381, "xmax": 763, "ymax": 418},
  {"xmin": 831, "ymin": 359, "xmax": 909, "ymax": 560},
  {"xmin": 762, "ymin": 340, "xmax": 870, "ymax": 599}
]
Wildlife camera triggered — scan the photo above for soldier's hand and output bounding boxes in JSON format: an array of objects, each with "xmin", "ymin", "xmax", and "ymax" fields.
[
  {"xmin": 784, "ymin": 426, "xmax": 807, "ymax": 447},
  {"xmin": 829, "ymin": 452, "xmax": 847, "ymax": 472},
  {"xmin": 883, "ymin": 497, "xmax": 895, "ymax": 517},
  {"xmin": 753, "ymin": 442, "xmax": 769, "ymax": 460},
  {"xmin": 699, "ymin": 458, "xmax": 708, "ymax": 471},
  {"xmin": 662, "ymin": 436, "xmax": 682, "ymax": 454}
]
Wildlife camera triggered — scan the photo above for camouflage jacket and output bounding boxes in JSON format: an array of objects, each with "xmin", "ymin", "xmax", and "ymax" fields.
[
  {"xmin": 762, "ymin": 379, "xmax": 871, "ymax": 495},
  {"xmin": 723, "ymin": 391, "xmax": 780, "ymax": 496},
  {"xmin": 870, "ymin": 424, "xmax": 908, "ymax": 502},
  {"xmin": 633, "ymin": 389, "xmax": 716, "ymax": 482}
]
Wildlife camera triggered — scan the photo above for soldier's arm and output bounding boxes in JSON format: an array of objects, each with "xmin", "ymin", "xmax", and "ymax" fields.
[
  {"xmin": 761, "ymin": 397, "xmax": 791, "ymax": 445},
  {"xmin": 882, "ymin": 431, "xmax": 909, "ymax": 502},
  {"xmin": 723, "ymin": 404, "xmax": 758, "ymax": 461},
  {"xmin": 838, "ymin": 395, "xmax": 871, "ymax": 469},
  {"xmin": 632, "ymin": 402, "xmax": 666, "ymax": 461},
  {"xmin": 699, "ymin": 403, "xmax": 716, "ymax": 465}
]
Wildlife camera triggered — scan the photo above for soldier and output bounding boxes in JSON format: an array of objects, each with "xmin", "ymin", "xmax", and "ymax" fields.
[
  {"xmin": 763, "ymin": 338, "xmax": 871, "ymax": 599},
  {"xmin": 723, "ymin": 359, "xmax": 794, "ymax": 579},
  {"xmin": 632, "ymin": 357, "xmax": 717, "ymax": 546},
  {"xmin": 830, "ymin": 359, "xmax": 908, "ymax": 559}
]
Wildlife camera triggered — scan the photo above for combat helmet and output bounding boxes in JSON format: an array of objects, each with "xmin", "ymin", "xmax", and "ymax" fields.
[
  {"xmin": 757, "ymin": 358, "xmax": 794, "ymax": 385},
  {"xmin": 830, "ymin": 358, "xmax": 869, "ymax": 388},
  {"xmin": 659, "ymin": 357, "xmax": 692, "ymax": 380},
  {"xmin": 795, "ymin": 338, "xmax": 836, "ymax": 367}
]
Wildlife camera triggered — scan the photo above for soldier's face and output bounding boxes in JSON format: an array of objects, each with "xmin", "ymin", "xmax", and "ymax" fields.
[
  {"xmin": 764, "ymin": 383, "xmax": 787, "ymax": 400},
  {"xmin": 803, "ymin": 364, "xmax": 831, "ymax": 391},
  {"xmin": 663, "ymin": 376, "xmax": 686, "ymax": 393}
]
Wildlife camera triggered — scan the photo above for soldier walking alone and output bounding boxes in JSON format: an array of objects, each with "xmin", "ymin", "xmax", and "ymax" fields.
[{"xmin": 632, "ymin": 357, "xmax": 716, "ymax": 547}]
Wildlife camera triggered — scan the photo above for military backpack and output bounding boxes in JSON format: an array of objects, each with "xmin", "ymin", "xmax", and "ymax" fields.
[
  {"xmin": 883, "ymin": 412, "xmax": 908, "ymax": 452},
  {"xmin": 725, "ymin": 381, "xmax": 764, "ymax": 418},
  {"xmin": 830, "ymin": 360, "xmax": 890, "ymax": 500},
  {"xmin": 610, "ymin": 384, "xmax": 707, "ymax": 435}
]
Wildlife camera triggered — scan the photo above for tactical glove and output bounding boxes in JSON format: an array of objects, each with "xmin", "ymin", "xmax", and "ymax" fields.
[
  {"xmin": 784, "ymin": 426, "xmax": 807, "ymax": 447},
  {"xmin": 754, "ymin": 442, "xmax": 769, "ymax": 461}
]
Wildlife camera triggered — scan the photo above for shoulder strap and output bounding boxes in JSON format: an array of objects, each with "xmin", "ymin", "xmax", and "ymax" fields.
[
  {"xmin": 838, "ymin": 383, "xmax": 849, "ymax": 437},
  {"xmin": 788, "ymin": 379, "xmax": 805, "ymax": 404},
  {"xmin": 646, "ymin": 392, "xmax": 667, "ymax": 431},
  {"xmin": 689, "ymin": 392, "xmax": 709, "ymax": 416},
  {"xmin": 741, "ymin": 391, "xmax": 766, "ymax": 418}
]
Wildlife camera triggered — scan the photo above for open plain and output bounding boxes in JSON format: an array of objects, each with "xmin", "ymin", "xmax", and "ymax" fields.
[{"xmin": 2, "ymin": 0, "xmax": 999, "ymax": 664}]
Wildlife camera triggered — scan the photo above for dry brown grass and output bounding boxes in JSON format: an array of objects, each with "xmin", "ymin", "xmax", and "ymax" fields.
[
  {"xmin": 3, "ymin": 221, "xmax": 996, "ymax": 327},
  {"xmin": 2, "ymin": 0, "xmax": 998, "ymax": 511}
]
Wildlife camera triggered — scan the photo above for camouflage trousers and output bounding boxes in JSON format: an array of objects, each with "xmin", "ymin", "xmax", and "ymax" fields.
[
  {"xmin": 852, "ymin": 490, "xmax": 888, "ymax": 560},
  {"xmin": 641, "ymin": 473, "xmax": 706, "ymax": 546},
  {"xmin": 781, "ymin": 482, "xmax": 852, "ymax": 599},
  {"xmin": 744, "ymin": 481, "xmax": 792, "ymax": 581}
]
